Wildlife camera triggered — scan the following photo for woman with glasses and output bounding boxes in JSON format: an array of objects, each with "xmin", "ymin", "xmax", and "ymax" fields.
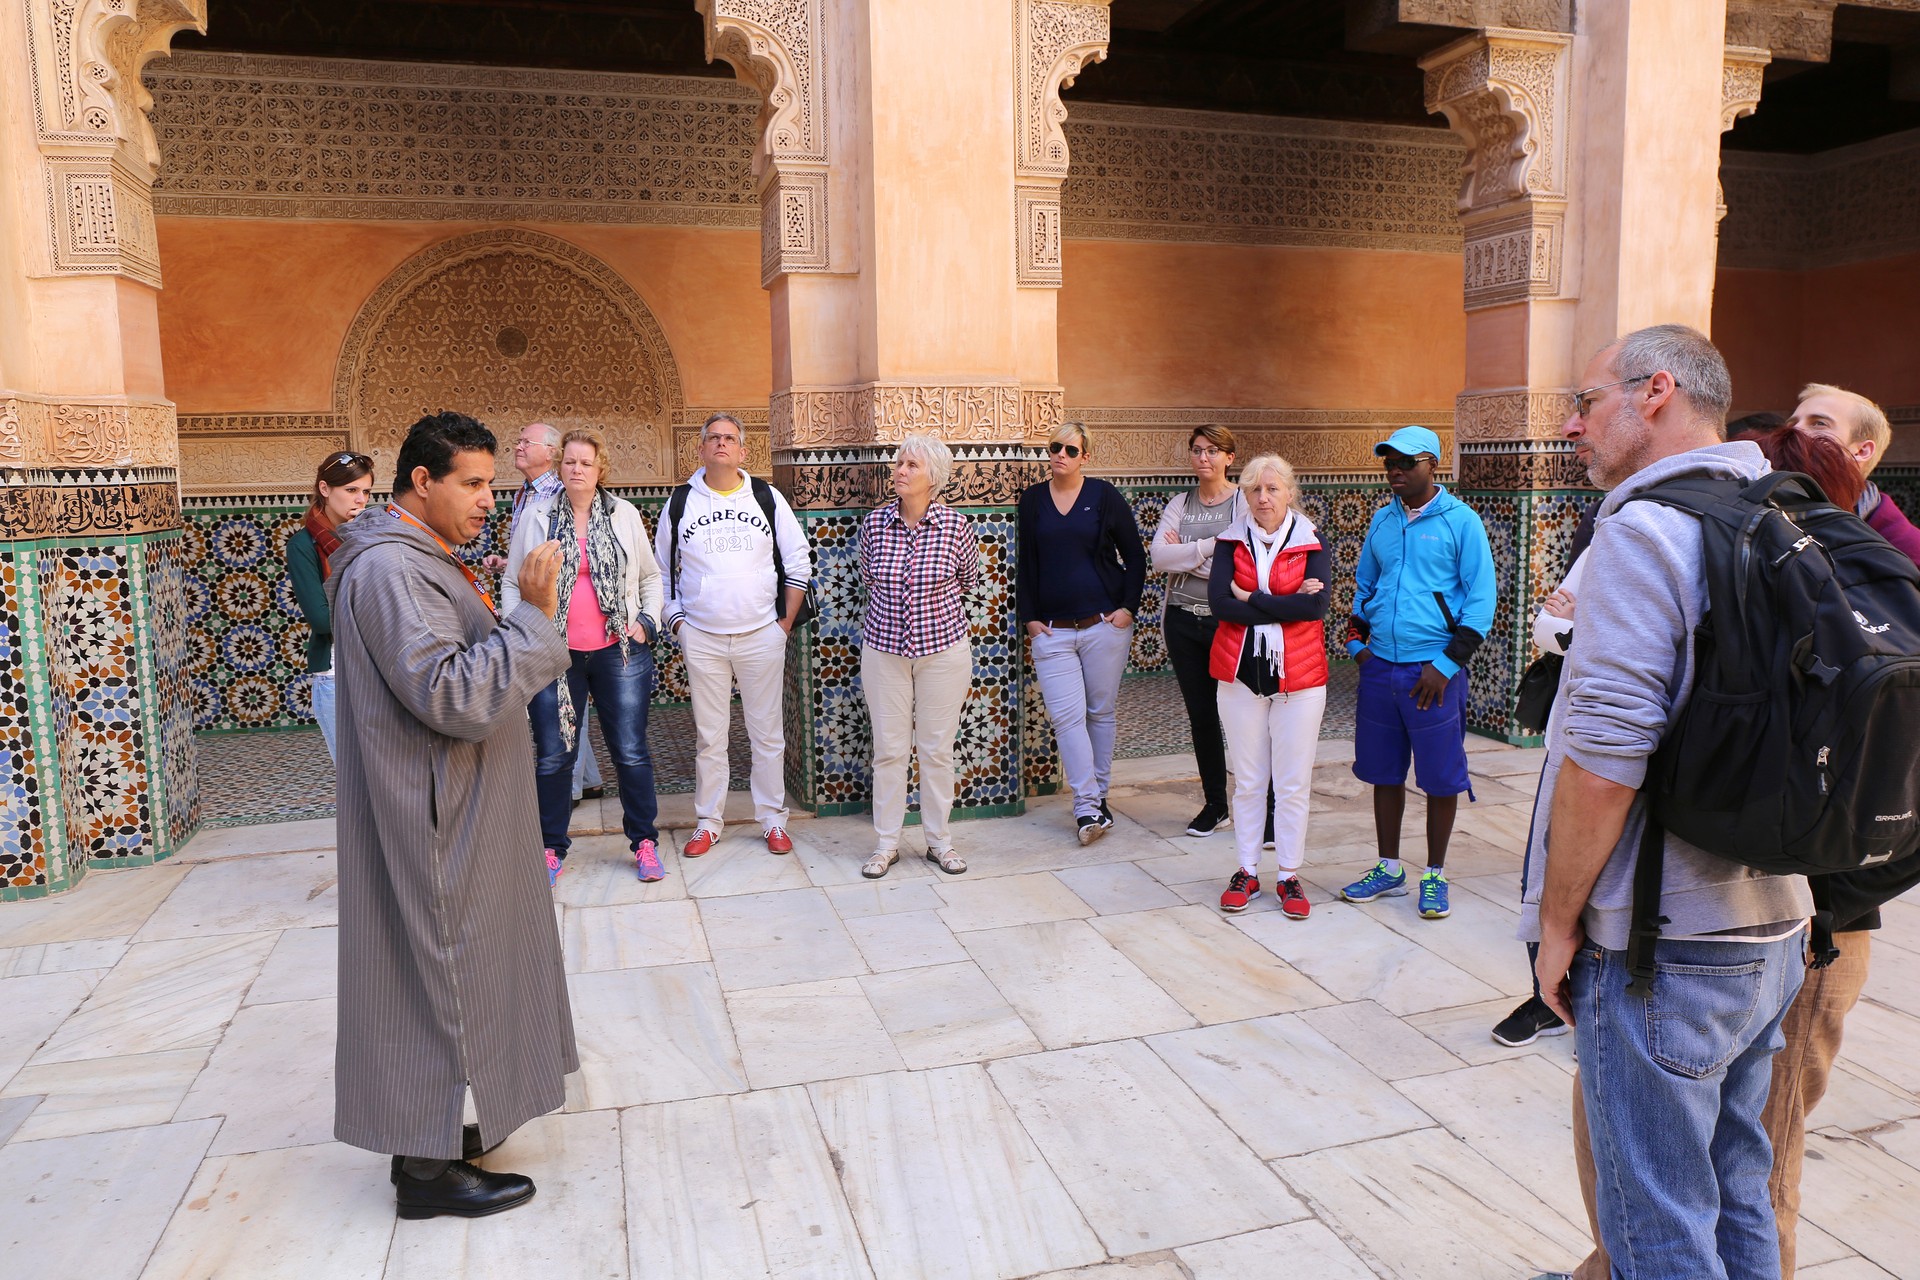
[
  {"xmin": 287, "ymin": 450, "xmax": 375, "ymax": 760},
  {"xmin": 1150, "ymin": 424, "xmax": 1245, "ymax": 837},
  {"xmin": 504, "ymin": 428, "xmax": 664, "ymax": 886},
  {"xmin": 1016, "ymin": 422, "xmax": 1147, "ymax": 845}
]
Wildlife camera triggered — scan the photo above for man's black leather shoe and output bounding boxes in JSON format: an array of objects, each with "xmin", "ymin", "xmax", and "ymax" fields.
[
  {"xmin": 394, "ymin": 1160, "xmax": 535, "ymax": 1219},
  {"xmin": 388, "ymin": 1125, "xmax": 494, "ymax": 1184}
]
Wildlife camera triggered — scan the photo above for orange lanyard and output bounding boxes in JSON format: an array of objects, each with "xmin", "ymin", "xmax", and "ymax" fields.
[{"xmin": 388, "ymin": 503, "xmax": 497, "ymax": 614}]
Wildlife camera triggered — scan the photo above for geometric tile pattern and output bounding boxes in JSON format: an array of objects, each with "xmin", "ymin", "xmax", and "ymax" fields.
[
  {"xmin": 0, "ymin": 547, "xmax": 49, "ymax": 890},
  {"xmin": 141, "ymin": 531, "xmax": 204, "ymax": 847}
]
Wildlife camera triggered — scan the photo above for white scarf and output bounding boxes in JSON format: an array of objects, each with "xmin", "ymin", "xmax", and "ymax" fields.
[{"xmin": 1245, "ymin": 513, "xmax": 1295, "ymax": 677}]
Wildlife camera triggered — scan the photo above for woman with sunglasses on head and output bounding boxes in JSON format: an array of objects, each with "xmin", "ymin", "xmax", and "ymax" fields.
[
  {"xmin": 287, "ymin": 450, "xmax": 376, "ymax": 760},
  {"xmin": 1016, "ymin": 422, "xmax": 1148, "ymax": 845}
]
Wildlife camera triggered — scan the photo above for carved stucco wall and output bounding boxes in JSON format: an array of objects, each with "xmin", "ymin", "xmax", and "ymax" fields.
[{"xmin": 1720, "ymin": 128, "xmax": 1920, "ymax": 271}]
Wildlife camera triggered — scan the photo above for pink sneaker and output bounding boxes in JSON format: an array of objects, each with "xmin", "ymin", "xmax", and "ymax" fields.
[
  {"xmin": 545, "ymin": 848, "xmax": 563, "ymax": 887},
  {"xmin": 633, "ymin": 839, "xmax": 665, "ymax": 883}
]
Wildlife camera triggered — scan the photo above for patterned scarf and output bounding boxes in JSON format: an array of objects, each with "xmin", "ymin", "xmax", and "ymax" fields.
[
  {"xmin": 304, "ymin": 508, "xmax": 343, "ymax": 580},
  {"xmin": 547, "ymin": 489, "xmax": 633, "ymax": 749}
]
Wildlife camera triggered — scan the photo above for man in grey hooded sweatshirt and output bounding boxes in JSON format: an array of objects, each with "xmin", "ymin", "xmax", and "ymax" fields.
[{"xmin": 1525, "ymin": 325, "xmax": 1812, "ymax": 1280}]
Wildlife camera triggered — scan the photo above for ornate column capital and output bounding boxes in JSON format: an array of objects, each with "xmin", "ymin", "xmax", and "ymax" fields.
[
  {"xmin": 1716, "ymin": 44, "xmax": 1772, "ymax": 227},
  {"xmin": 770, "ymin": 383, "xmax": 1064, "ymax": 450},
  {"xmin": 1725, "ymin": 0, "xmax": 1834, "ymax": 65},
  {"xmin": 697, "ymin": 0, "xmax": 831, "ymax": 284},
  {"xmin": 21, "ymin": 0, "xmax": 207, "ymax": 286},
  {"xmin": 1014, "ymin": 0, "xmax": 1111, "ymax": 288}
]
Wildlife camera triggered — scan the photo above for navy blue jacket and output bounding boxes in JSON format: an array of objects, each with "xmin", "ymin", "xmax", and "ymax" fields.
[{"xmin": 1015, "ymin": 477, "xmax": 1147, "ymax": 623}]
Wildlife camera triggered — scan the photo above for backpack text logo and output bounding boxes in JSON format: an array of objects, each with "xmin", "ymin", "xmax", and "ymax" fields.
[{"xmin": 1854, "ymin": 610, "xmax": 1891, "ymax": 635}]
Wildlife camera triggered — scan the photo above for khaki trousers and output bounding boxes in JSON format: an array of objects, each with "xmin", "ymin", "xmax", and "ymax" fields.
[
  {"xmin": 680, "ymin": 621, "xmax": 790, "ymax": 832},
  {"xmin": 861, "ymin": 641, "xmax": 971, "ymax": 852},
  {"xmin": 1569, "ymin": 931, "xmax": 1872, "ymax": 1280}
]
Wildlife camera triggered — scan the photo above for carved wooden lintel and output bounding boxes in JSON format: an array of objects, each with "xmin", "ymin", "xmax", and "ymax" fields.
[{"xmin": 1015, "ymin": 0, "xmax": 1110, "ymax": 288}]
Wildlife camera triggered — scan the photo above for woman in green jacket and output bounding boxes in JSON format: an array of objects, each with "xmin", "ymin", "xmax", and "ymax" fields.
[{"xmin": 286, "ymin": 450, "xmax": 375, "ymax": 759}]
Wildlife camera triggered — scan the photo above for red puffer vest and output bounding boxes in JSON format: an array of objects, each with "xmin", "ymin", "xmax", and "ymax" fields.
[{"xmin": 1207, "ymin": 530, "xmax": 1329, "ymax": 693}]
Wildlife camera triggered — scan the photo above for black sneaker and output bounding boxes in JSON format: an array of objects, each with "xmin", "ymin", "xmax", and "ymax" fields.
[
  {"xmin": 1186, "ymin": 804, "xmax": 1232, "ymax": 837},
  {"xmin": 1097, "ymin": 799, "xmax": 1114, "ymax": 828},
  {"xmin": 1490, "ymin": 995, "xmax": 1568, "ymax": 1048},
  {"xmin": 1076, "ymin": 814, "xmax": 1107, "ymax": 846}
]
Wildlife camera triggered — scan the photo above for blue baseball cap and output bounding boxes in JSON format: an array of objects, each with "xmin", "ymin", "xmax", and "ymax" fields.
[{"xmin": 1374, "ymin": 425, "xmax": 1443, "ymax": 463}]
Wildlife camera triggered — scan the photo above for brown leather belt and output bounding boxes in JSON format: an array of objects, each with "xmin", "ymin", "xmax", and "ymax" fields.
[{"xmin": 1046, "ymin": 615, "xmax": 1106, "ymax": 630}]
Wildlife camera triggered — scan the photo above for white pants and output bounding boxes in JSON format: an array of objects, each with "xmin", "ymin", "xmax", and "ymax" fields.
[
  {"xmin": 680, "ymin": 621, "xmax": 789, "ymax": 831},
  {"xmin": 861, "ymin": 641, "xmax": 971, "ymax": 852},
  {"xmin": 1217, "ymin": 679, "xmax": 1326, "ymax": 877},
  {"xmin": 1031, "ymin": 621, "xmax": 1134, "ymax": 818}
]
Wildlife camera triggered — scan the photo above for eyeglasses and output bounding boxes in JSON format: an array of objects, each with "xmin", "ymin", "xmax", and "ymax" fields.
[
  {"xmin": 1047, "ymin": 441, "xmax": 1083, "ymax": 459},
  {"xmin": 1190, "ymin": 446, "xmax": 1227, "ymax": 459},
  {"xmin": 1572, "ymin": 373, "xmax": 1680, "ymax": 418}
]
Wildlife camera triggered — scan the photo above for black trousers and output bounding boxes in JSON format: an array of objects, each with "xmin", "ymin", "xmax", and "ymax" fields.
[{"xmin": 1164, "ymin": 604, "xmax": 1229, "ymax": 808}]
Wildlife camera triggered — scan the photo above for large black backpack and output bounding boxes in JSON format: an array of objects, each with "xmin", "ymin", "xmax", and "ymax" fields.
[{"xmin": 1622, "ymin": 471, "xmax": 1920, "ymax": 994}]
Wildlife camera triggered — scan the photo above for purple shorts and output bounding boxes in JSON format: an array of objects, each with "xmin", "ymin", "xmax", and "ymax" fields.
[{"xmin": 1352, "ymin": 657, "xmax": 1471, "ymax": 797}]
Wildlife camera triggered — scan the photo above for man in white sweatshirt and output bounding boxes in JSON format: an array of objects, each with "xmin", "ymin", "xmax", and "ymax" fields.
[{"xmin": 656, "ymin": 412, "xmax": 814, "ymax": 855}]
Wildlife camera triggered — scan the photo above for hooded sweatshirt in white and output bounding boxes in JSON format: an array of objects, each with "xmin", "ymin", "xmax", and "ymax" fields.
[{"xmin": 655, "ymin": 467, "xmax": 813, "ymax": 636}]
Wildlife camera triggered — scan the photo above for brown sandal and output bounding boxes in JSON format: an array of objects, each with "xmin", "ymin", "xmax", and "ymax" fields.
[
  {"xmin": 861, "ymin": 849, "xmax": 899, "ymax": 879},
  {"xmin": 925, "ymin": 849, "xmax": 967, "ymax": 876}
]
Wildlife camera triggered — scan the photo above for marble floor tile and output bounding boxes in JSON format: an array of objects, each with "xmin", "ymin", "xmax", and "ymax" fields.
[
  {"xmin": 988, "ymin": 1041, "xmax": 1302, "ymax": 1254},
  {"xmin": 682, "ymin": 829, "xmax": 815, "ymax": 898},
  {"xmin": 1469, "ymin": 745, "xmax": 1548, "ymax": 778},
  {"xmin": 1838, "ymin": 1000, "xmax": 1920, "ymax": 1094},
  {"xmin": 1866, "ymin": 1114, "xmax": 1920, "ymax": 1172},
  {"xmin": 960, "ymin": 919, "xmax": 1195, "ymax": 1049},
  {"xmin": 810, "ymin": 1064, "xmax": 1104, "ymax": 1279},
  {"xmin": 0, "ymin": 969, "xmax": 102, "ymax": 1080},
  {"xmin": 567, "ymin": 963, "xmax": 746, "ymax": 1109},
  {"xmin": 133, "ymin": 851, "xmax": 338, "ymax": 942},
  {"xmin": 1147, "ymin": 1015, "xmax": 1432, "ymax": 1159},
  {"xmin": 938, "ymin": 800, "xmax": 1182, "ymax": 879},
  {"xmin": 1090, "ymin": 906, "xmax": 1337, "ymax": 1024},
  {"xmin": 176, "ymin": 817, "xmax": 339, "ymax": 862},
  {"xmin": 859, "ymin": 962, "xmax": 1042, "ymax": 1069},
  {"xmin": 1132, "ymin": 850, "xmax": 1230, "ymax": 888},
  {"xmin": 1366, "ymin": 883, "xmax": 1534, "ymax": 997},
  {"xmin": 1175, "ymin": 1221, "xmax": 1377, "ymax": 1280},
  {"xmin": 1451, "ymin": 802, "xmax": 1535, "ymax": 856},
  {"xmin": 32, "ymin": 932, "xmax": 276, "ymax": 1065},
  {"xmin": 1276, "ymin": 1125, "xmax": 1589, "ymax": 1280},
  {"xmin": 245, "ymin": 925, "xmax": 338, "ymax": 1005},
  {"xmin": 1405, "ymin": 997, "xmax": 1578, "ymax": 1073},
  {"xmin": 791, "ymin": 815, "xmax": 940, "ymax": 888},
  {"xmin": 700, "ymin": 888, "xmax": 867, "ymax": 991},
  {"xmin": 1809, "ymin": 1065, "xmax": 1920, "ymax": 1135},
  {"xmin": 1863, "ymin": 935, "xmax": 1920, "ymax": 1020},
  {"xmin": 822, "ymin": 878, "xmax": 944, "ymax": 919},
  {"xmin": 564, "ymin": 899, "xmax": 709, "ymax": 972},
  {"xmin": 844, "ymin": 909, "xmax": 968, "ymax": 973},
  {"xmin": 0, "ymin": 1093, "xmax": 37, "ymax": 1144},
  {"xmin": 1296, "ymin": 999, "xmax": 1467, "ymax": 1081},
  {"xmin": 1053, "ymin": 862, "xmax": 1183, "ymax": 915},
  {"xmin": 1424, "ymin": 831, "xmax": 1525, "ymax": 879},
  {"xmin": 1, "ymin": 1047, "xmax": 208, "ymax": 1142},
  {"xmin": 1234, "ymin": 901, "xmax": 1501, "ymax": 1017},
  {"xmin": 1399, "ymin": 1054, "xmax": 1585, "ymax": 1229},
  {"xmin": 0, "ymin": 937, "xmax": 127, "ymax": 978},
  {"xmin": 0, "ymin": 1118, "xmax": 220, "ymax": 1280},
  {"xmin": 0, "ymin": 864, "xmax": 189, "ymax": 947},
  {"xmin": 623, "ymin": 1086, "xmax": 872, "ymax": 1279},
  {"xmin": 1027, "ymin": 1260, "xmax": 1186, "ymax": 1280},
  {"xmin": 1799, "ymin": 1127, "xmax": 1920, "ymax": 1279},
  {"xmin": 1800, "ymin": 1220, "xmax": 1865, "ymax": 1270},
  {"xmin": 934, "ymin": 871, "xmax": 1097, "ymax": 932},
  {"xmin": 142, "ymin": 1141, "xmax": 397, "ymax": 1280},
  {"xmin": 555, "ymin": 833, "xmax": 690, "ymax": 906},
  {"xmin": 727, "ymin": 976, "xmax": 906, "ymax": 1089},
  {"xmin": 175, "ymin": 997, "xmax": 335, "ymax": 1155},
  {"xmin": 387, "ymin": 1110, "xmax": 626, "ymax": 1279},
  {"xmin": 1798, "ymin": 1260, "xmax": 1900, "ymax": 1280}
]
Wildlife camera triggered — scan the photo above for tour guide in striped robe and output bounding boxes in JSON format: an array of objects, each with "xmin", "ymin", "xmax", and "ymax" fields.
[{"xmin": 326, "ymin": 411, "xmax": 575, "ymax": 1220}]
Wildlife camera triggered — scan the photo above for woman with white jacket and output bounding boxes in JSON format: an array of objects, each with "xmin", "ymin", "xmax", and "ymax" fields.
[{"xmin": 505, "ymin": 428, "xmax": 665, "ymax": 885}]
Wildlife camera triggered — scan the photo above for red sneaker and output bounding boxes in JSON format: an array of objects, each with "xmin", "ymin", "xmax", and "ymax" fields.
[
  {"xmin": 682, "ymin": 827, "xmax": 717, "ymax": 858},
  {"xmin": 1279, "ymin": 875, "xmax": 1310, "ymax": 919},
  {"xmin": 1220, "ymin": 869, "xmax": 1261, "ymax": 914},
  {"xmin": 765, "ymin": 826, "xmax": 794, "ymax": 855}
]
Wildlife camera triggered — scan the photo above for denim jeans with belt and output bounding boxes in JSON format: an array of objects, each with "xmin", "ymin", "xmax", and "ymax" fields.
[
  {"xmin": 1573, "ymin": 930, "xmax": 1805, "ymax": 1279},
  {"xmin": 530, "ymin": 643, "xmax": 658, "ymax": 856}
]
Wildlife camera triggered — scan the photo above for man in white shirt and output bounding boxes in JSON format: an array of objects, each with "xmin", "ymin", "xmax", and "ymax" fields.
[{"xmin": 656, "ymin": 413, "xmax": 813, "ymax": 856}]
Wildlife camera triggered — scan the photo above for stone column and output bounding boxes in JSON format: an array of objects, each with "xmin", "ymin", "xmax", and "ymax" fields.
[
  {"xmin": 0, "ymin": 1, "xmax": 206, "ymax": 897},
  {"xmin": 1421, "ymin": 1, "xmax": 1733, "ymax": 741},
  {"xmin": 700, "ymin": 0, "xmax": 1109, "ymax": 816}
]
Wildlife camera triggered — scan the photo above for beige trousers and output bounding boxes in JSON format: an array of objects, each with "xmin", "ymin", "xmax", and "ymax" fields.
[
  {"xmin": 680, "ymin": 621, "xmax": 790, "ymax": 832},
  {"xmin": 1570, "ymin": 931, "xmax": 1873, "ymax": 1280},
  {"xmin": 861, "ymin": 641, "xmax": 972, "ymax": 852}
]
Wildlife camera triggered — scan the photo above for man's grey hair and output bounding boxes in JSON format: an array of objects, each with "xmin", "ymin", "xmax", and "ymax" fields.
[
  {"xmin": 1612, "ymin": 324, "xmax": 1732, "ymax": 431},
  {"xmin": 701, "ymin": 411, "xmax": 744, "ymax": 441},
  {"xmin": 524, "ymin": 421, "xmax": 561, "ymax": 449},
  {"xmin": 896, "ymin": 433, "xmax": 954, "ymax": 494}
]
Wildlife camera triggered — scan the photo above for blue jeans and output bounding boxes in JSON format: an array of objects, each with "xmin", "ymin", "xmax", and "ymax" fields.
[
  {"xmin": 1573, "ymin": 932, "xmax": 1805, "ymax": 1279},
  {"xmin": 530, "ymin": 644, "xmax": 657, "ymax": 856},
  {"xmin": 310, "ymin": 671, "xmax": 338, "ymax": 762}
]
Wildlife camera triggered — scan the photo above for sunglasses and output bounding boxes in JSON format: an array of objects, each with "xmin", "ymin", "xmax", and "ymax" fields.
[
  {"xmin": 1380, "ymin": 453, "xmax": 1429, "ymax": 471},
  {"xmin": 326, "ymin": 451, "xmax": 372, "ymax": 468},
  {"xmin": 1047, "ymin": 441, "xmax": 1083, "ymax": 459}
]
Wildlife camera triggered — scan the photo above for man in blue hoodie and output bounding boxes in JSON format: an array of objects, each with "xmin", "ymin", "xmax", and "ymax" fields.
[{"xmin": 1341, "ymin": 425, "xmax": 1496, "ymax": 921}]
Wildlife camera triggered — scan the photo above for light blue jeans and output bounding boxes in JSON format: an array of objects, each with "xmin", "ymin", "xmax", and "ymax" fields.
[
  {"xmin": 310, "ymin": 671, "xmax": 338, "ymax": 762},
  {"xmin": 1573, "ymin": 931, "xmax": 1805, "ymax": 1279},
  {"xmin": 1031, "ymin": 621, "xmax": 1133, "ymax": 818}
]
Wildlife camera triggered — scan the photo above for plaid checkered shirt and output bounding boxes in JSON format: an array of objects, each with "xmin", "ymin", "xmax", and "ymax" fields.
[{"xmin": 858, "ymin": 501, "xmax": 981, "ymax": 658}]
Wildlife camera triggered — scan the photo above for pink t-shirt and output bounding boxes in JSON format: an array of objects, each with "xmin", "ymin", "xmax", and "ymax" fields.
[{"xmin": 565, "ymin": 535, "xmax": 614, "ymax": 651}]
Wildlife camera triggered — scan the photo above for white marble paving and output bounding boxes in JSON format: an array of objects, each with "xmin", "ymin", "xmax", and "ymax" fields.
[
  {"xmin": 1235, "ymin": 900, "xmax": 1501, "ymax": 1017},
  {"xmin": 1089, "ymin": 905, "xmax": 1337, "ymax": 1023},
  {"xmin": 1296, "ymin": 997, "xmax": 1468, "ymax": 1081},
  {"xmin": 0, "ymin": 936, "xmax": 128, "ymax": 977},
  {"xmin": 0, "ymin": 864, "xmax": 189, "ymax": 947},
  {"xmin": 843, "ymin": 908, "xmax": 969, "ymax": 972},
  {"xmin": 175, "ymin": 996, "xmax": 336, "ymax": 1154},
  {"xmin": 1052, "ymin": 861, "xmax": 1184, "ymax": 915},
  {"xmin": 1175, "ymin": 1221, "xmax": 1378, "ymax": 1280},
  {"xmin": 1399, "ymin": 1054, "xmax": 1587, "ymax": 1229},
  {"xmin": 1799, "ymin": 1127, "xmax": 1920, "ymax": 1279},
  {"xmin": 31, "ymin": 932, "xmax": 276, "ymax": 1064},
  {"xmin": 989, "ymin": 1040, "xmax": 1304, "ymax": 1254},
  {"xmin": 245, "ymin": 925, "xmax": 338, "ymax": 1004},
  {"xmin": 566, "ymin": 962, "xmax": 748, "ymax": 1109},
  {"xmin": 1, "ymin": 1046, "xmax": 208, "ymax": 1142},
  {"xmin": 0, "ymin": 968, "xmax": 102, "ymax": 1080},
  {"xmin": 935, "ymin": 871, "xmax": 1098, "ymax": 933},
  {"xmin": 960, "ymin": 919, "xmax": 1196, "ymax": 1049},
  {"xmin": 0, "ymin": 1093, "xmax": 37, "ymax": 1144},
  {"xmin": 858, "ymin": 962, "xmax": 1042, "ymax": 1069},
  {"xmin": 623, "ymin": 1086, "xmax": 872, "ymax": 1279},
  {"xmin": 133, "ymin": 850, "xmax": 340, "ymax": 942},
  {"xmin": 177, "ymin": 817, "xmax": 340, "ymax": 862},
  {"xmin": 680, "ymin": 829, "xmax": 814, "ymax": 898},
  {"xmin": 699, "ymin": 888, "xmax": 867, "ymax": 991},
  {"xmin": 554, "ymin": 833, "xmax": 690, "ymax": 906},
  {"xmin": 727, "ymin": 976, "xmax": 906, "ymax": 1089},
  {"xmin": 823, "ymin": 878, "xmax": 945, "ymax": 918},
  {"xmin": 563, "ymin": 899, "xmax": 709, "ymax": 972},
  {"xmin": 810, "ymin": 1065, "xmax": 1105, "ymax": 1279},
  {"xmin": 1800, "ymin": 1260, "xmax": 1901, "ymax": 1280}
]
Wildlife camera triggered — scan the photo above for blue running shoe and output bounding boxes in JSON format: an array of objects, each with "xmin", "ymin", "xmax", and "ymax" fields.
[
  {"xmin": 1342, "ymin": 861, "xmax": 1408, "ymax": 902},
  {"xmin": 1419, "ymin": 871, "xmax": 1451, "ymax": 919}
]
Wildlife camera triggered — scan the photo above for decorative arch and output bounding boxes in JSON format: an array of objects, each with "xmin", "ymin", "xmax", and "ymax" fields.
[{"xmin": 333, "ymin": 229, "xmax": 684, "ymax": 486}]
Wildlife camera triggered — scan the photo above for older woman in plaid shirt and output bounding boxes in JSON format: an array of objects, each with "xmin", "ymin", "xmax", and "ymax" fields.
[{"xmin": 857, "ymin": 433, "xmax": 982, "ymax": 878}]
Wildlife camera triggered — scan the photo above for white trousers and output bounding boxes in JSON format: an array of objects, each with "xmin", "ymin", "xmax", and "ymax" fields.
[
  {"xmin": 1217, "ymin": 679, "xmax": 1327, "ymax": 876},
  {"xmin": 680, "ymin": 621, "xmax": 789, "ymax": 831},
  {"xmin": 861, "ymin": 641, "xmax": 972, "ymax": 852}
]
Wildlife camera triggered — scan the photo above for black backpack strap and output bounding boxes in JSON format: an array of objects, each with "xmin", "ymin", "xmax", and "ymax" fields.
[
  {"xmin": 1808, "ymin": 877, "xmax": 1840, "ymax": 971},
  {"xmin": 1624, "ymin": 815, "xmax": 1669, "ymax": 998},
  {"xmin": 667, "ymin": 484, "xmax": 691, "ymax": 599},
  {"xmin": 751, "ymin": 476, "xmax": 788, "ymax": 616}
]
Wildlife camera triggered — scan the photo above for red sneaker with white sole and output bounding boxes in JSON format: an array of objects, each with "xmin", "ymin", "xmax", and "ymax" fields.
[{"xmin": 765, "ymin": 826, "xmax": 794, "ymax": 855}]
